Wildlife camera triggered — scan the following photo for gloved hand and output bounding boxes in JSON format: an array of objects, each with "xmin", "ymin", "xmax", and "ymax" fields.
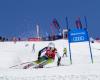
[{"xmin": 38, "ymin": 56, "xmax": 40, "ymax": 60}]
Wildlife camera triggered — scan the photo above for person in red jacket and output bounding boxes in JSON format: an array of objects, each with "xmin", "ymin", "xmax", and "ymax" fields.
[
  {"xmin": 37, "ymin": 42, "xmax": 61, "ymax": 67},
  {"xmin": 23, "ymin": 42, "xmax": 61, "ymax": 69}
]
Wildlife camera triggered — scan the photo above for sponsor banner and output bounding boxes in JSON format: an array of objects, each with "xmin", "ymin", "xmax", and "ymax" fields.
[
  {"xmin": 68, "ymin": 29, "xmax": 89, "ymax": 43},
  {"xmin": 28, "ymin": 38, "xmax": 41, "ymax": 41}
]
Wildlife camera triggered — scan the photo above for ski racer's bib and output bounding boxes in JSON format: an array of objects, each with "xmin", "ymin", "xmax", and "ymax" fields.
[{"xmin": 45, "ymin": 48, "xmax": 56, "ymax": 59}]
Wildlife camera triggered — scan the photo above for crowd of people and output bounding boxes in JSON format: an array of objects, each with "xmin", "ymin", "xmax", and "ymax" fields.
[
  {"xmin": 0, "ymin": 36, "xmax": 21, "ymax": 42},
  {"xmin": 0, "ymin": 34, "xmax": 69, "ymax": 42},
  {"xmin": 0, "ymin": 36, "xmax": 8, "ymax": 42}
]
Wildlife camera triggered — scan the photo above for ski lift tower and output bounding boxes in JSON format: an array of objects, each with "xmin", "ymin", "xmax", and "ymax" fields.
[{"xmin": 62, "ymin": 29, "xmax": 68, "ymax": 39}]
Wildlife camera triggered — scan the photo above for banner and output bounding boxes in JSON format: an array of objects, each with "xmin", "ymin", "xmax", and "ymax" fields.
[
  {"xmin": 52, "ymin": 19, "xmax": 60, "ymax": 31},
  {"xmin": 68, "ymin": 29, "xmax": 89, "ymax": 43},
  {"xmin": 68, "ymin": 28, "xmax": 93, "ymax": 64}
]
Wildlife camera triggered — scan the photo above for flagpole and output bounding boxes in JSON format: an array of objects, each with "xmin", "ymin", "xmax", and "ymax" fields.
[
  {"xmin": 84, "ymin": 16, "xmax": 93, "ymax": 63},
  {"xmin": 66, "ymin": 16, "xmax": 72, "ymax": 64},
  {"xmin": 50, "ymin": 23, "xmax": 55, "ymax": 40},
  {"xmin": 66, "ymin": 17, "xmax": 69, "ymax": 30},
  {"xmin": 84, "ymin": 16, "xmax": 88, "ymax": 29}
]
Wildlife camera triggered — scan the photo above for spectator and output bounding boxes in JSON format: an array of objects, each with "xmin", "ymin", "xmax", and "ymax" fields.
[
  {"xmin": 18, "ymin": 37, "xmax": 21, "ymax": 41},
  {"xmin": 0, "ymin": 36, "xmax": 2, "ymax": 41},
  {"xmin": 12, "ymin": 37, "xmax": 17, "ymax": 43},
  {"xmin": 2, "ymin": 37, "xmax": 5, "ymax": 41}
]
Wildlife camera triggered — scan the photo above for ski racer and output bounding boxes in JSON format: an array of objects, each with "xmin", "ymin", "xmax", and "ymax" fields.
[
  {"xmin": 37, "ymin": 42, "xmax": 61, "ymax": 67},
  {"xmin": 23, "ymin": 42, "xmax": 61, "ymax": 69}
]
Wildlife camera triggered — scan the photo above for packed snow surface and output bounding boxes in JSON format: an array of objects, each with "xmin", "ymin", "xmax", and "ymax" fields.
[{"xmin": 0, "ymin": 39, "xmax": 100, "ymax": 80}]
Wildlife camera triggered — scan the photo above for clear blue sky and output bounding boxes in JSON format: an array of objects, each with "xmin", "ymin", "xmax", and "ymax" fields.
[{"xmin": 0, "ymin": 0, "xmax": 100, "ymax": 39}]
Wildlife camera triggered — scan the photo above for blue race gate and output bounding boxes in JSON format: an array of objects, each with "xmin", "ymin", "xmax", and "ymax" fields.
[{"xmin": 68, "ymin": 29, "xmax": 93, "ymax": 64}]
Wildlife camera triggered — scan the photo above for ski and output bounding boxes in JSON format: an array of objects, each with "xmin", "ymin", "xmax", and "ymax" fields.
[
  {"xmin": 9, "ymin": 61, "xmax": 33, "ymax": 69},
  {"xmin": 23, "ymin": 60, "xmax": 47, "ymax": 69}
]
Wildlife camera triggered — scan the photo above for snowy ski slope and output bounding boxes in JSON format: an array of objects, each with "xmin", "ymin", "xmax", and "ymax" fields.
[{"xmin": 0, "ymin": 39, "xmax": 100, "ymax": 80}]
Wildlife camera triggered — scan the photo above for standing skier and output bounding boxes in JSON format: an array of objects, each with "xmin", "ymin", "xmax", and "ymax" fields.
[
  {"xmin": 32, "ymin": 43, "xmax": 35, "ymax": 53},
  {"xmin": 62, "ymin": 48, "xmax": 67, "ymax": 57}
]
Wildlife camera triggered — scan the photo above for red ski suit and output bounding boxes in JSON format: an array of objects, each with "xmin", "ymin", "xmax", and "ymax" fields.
[{"xmin": 45, "ymin": 48, "xmax": 57, "ymax": 59}]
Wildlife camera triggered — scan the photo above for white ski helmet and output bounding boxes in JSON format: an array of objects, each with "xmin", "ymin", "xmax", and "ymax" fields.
[{"xmin": 48, "ymin": 42, "xmax": 55, "ymax": 49}]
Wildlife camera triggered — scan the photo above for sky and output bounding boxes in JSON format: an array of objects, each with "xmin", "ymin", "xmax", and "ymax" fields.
[{"xmin": 0, "ymin": 0, "xmax": 100, "ymax": 39}]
